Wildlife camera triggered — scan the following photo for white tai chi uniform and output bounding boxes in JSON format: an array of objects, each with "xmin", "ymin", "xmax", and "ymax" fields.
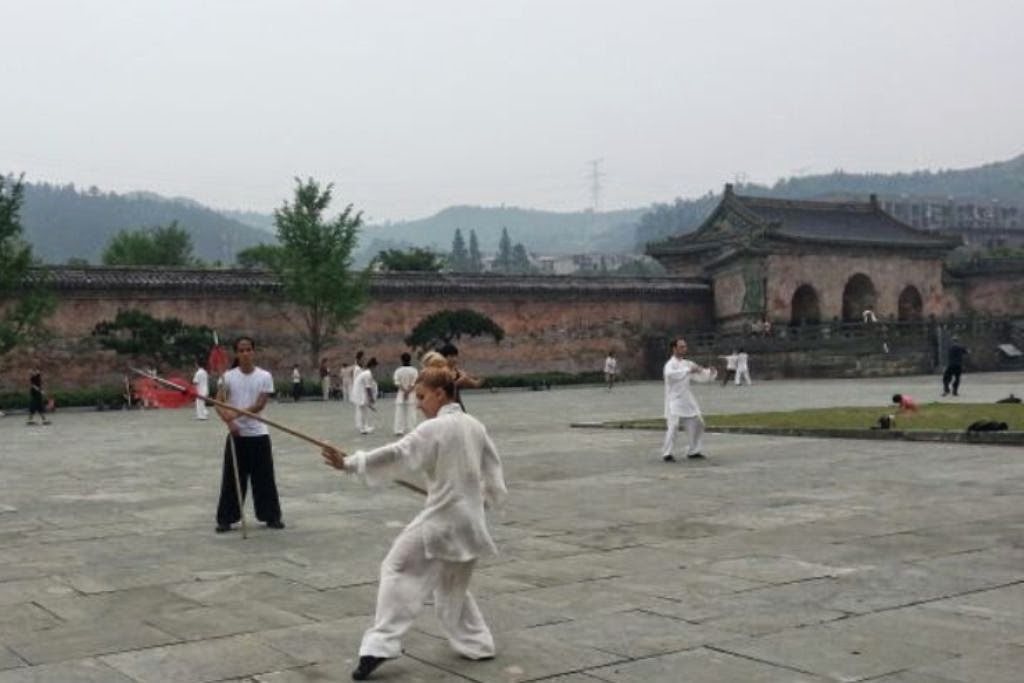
[
  {"xmin": 662, "ymin": 356, "xmax": 714, "ymax": 458},
  {"xmin": 352, "ymin": 368, "xmax": 376, "ymax": 434},
  {"xmin": 343, "ymin": 403, "xmax": 507, "ymax": 660},
  {"xmin": 603, "ymin": 355, "xmax": 618, "ymax": 388},
  {"xmin": 341, "ymin": 365, "xmax": 355, "ymax": 404},
  {"xmin": 734, "ymin": 352, "xmax": 752, "ymax": 386},
  {"xmin": 392, "ymin": 365, "xmax": 419, "ymax": 435},
  {"xmin": 192, "ymin": 367, "xmax": 209, "ymax": 420}
]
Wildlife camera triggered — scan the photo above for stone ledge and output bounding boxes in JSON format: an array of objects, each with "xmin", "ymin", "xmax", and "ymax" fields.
[{"xmin": 571, "ymin": 421, "xmax": 1024, "ymax": 445}]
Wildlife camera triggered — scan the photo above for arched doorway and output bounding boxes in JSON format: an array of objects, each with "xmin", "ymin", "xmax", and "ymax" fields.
[
  {"xmin": 842, "ymin": 273, "xmax": 877, "ymax": 322},
  {"xmin": 790, "ymin": 284, "xmax": 821, "ymax": 326},
  {"xmin": 898, "ymin": 285, "xmax": 923, "ymax": 321}
]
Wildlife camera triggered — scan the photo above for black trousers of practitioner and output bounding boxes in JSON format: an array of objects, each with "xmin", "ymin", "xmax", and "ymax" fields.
[
  {"xmin": 216, "ymin": 434, "xmax": 282, "ymax": 525},
  {"xmin": 942, "ymin": 365, "xmax": 962, "ymax": 395}
]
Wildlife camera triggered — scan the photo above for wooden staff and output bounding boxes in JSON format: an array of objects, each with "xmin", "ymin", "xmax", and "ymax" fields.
[
  {"xmin": 129, "ymin": 367, "xmax": 427, "ymax": 497},
  {"xmin": 227, "ymin": 433, "xmax": 249, "ymax": 539}
]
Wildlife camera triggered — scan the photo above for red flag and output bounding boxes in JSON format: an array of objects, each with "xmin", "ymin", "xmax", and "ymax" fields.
[
  {"xmin": 133, "ymin": 375, "xmax": 195, "ymax": 409},
  {"xmin": 208, "ymin": 330, "xmax": 229, "ymax": 374}
]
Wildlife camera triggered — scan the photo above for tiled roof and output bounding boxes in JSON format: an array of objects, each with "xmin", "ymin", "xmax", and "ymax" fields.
[
  {"xmin": 648, "ymin": 186, "xmax": 962, "ymax": 256},
  {"xmin": 29, "ymin": 266, "xmax": 708, "ymax": 300},
  {"xmin": 733, "ymin": 194, "xmax": 961, "ymax": 248}
]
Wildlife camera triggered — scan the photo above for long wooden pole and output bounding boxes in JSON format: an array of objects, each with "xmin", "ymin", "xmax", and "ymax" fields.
[
  {"xmin": 129, "ymin": 367, "xmax": 427, "ymax": 497},
  {"xmin": 227, "ymin": 433, "xmax": 249, "ymax": 539}
]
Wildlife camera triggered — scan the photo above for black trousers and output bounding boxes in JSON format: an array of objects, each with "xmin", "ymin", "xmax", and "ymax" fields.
[
  {"xmin": 942, "ymin": 365, "xmax": 962, "ymax": 395},
  {"xmin": 216, "ymin": 434, "xmax": 282, "ymax": 525}
]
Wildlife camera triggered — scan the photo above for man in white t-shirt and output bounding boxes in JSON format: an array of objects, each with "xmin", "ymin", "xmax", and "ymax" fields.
[
  {"xmin": 192, "ymin": 359, "xmax": 209, "ymax": 420},
  {"xmin": 392, "ymin": 352, "xmax": 419, "ymax": 435},
  {"xmin": 352, "ymin": 357, "xmax": 379, "ymax": 435},
  {"xmin": 603, "ymin": 351, "xmax": 618, "ymax": 390},
  {"xmin": 214, "ymin": 336, "xmax": 284, "ymax": 533}
]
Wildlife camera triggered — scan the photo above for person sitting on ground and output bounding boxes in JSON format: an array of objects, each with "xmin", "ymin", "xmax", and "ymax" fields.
[{"xmin": 892, "ymin": 393, "xmax": 918, "ymax": 414}]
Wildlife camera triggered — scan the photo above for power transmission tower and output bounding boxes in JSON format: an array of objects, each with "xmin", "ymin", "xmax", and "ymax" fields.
[{"xmin": 586, "ymin": 159, "xmax": 605, "ymax": 213}]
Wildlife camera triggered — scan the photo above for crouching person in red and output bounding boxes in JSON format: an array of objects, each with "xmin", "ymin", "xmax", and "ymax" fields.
[{"xmin": 321, "ymin": 365, "xmax": 507, "ymax": 681}]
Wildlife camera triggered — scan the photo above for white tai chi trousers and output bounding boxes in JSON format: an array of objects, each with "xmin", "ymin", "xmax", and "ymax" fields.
[
  {"xmin": 393, "ymin": 402, "xmax": 417, "ymax": 435},
  {"xmin": 661, "ymin": 415, "xmax": 704, "ymax": 457},
  {"xmin": 359, "ymin": 525, "xmax": 495, "ymax": 660},
  {"xmin": 735, "ymin": 369, "xmax": 752, "ymax": 385},
  {"xmin": 195, "ymin": 396, "xmax": 208, "ymax": 420},
  {"xmin": 355, "ymin": 405, "xmax": 375, "ymax": 434}
]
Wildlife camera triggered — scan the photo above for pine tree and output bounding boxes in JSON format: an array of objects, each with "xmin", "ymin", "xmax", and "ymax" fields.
[
  {"xmin": 496, "ymin": 227, "xmax": 513, "ymax": 273},
  {"xmin": 511, "ymin": 243, "xmax": 532, "ymax": 273},
  {"xmin": 450, "ymin": 228, "xmax": 469, "ymax": 271},
  {"xmin": 468, "ymin": 229, "xmax": 483, "ymax": 273}
]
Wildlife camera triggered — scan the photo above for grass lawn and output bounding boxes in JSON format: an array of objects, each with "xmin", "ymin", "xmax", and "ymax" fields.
[{"xmin": 621, "ymin": 403, "xmax": 1023, "ymax": 431}]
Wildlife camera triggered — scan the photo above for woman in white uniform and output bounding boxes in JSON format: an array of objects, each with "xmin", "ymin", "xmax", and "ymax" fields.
[{"xmin": 321, "ymin": 366, "xmax": 507, "ymax": 680}]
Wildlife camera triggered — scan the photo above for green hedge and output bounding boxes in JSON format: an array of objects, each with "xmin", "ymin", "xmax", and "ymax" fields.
[{"xmin": 0, "ymin": 371, "xmax": 609, "ymax": 410}]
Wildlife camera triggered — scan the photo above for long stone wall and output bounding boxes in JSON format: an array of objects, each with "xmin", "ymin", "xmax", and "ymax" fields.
[{"xmin": 1, "ymin": 267, "xmax": 712, "ymax": 391}]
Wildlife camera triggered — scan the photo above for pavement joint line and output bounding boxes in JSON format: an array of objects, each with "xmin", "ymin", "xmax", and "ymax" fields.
[
  {"xmin": 856, "ymin": 578, "xmax": 1024, "ymax": 617},
  {"xmin": 703, "ymin": 643, "xmax": 837, "ymax": 679}
]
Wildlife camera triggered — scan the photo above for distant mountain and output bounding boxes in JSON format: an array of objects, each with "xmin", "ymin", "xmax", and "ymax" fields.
[
  {"xmin": 358, "ymin": 205, "xmax": 648, "ymax": 258},
  {"xmin": 15, "ymin": 182, "xmax": 274, "ymax": 264},
  {"xmin": 220, "ymin": 209, "xmax": 276, "ymax": 233},
  {"xmin": 743, "ymin": 153, "xmax": 1024, "ymax": 204}
]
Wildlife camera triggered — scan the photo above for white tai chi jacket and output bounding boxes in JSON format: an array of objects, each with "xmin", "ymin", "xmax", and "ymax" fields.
[
  {"xmin": 664, "ymin": 357, "xmax": 714, "ymax": 419},
  {"xmin": 351, "ymin": 368, "xmax": 374, "ymax": 406},
  {"xmin": 345, "ymin": 403, "xmax": 507, "ymax": 562}
]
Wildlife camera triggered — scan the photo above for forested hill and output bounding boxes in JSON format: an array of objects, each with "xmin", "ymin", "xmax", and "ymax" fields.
[
  {"xmin": 742, "ymin": 153, "xmax": 1024, "ymax": 203},
  {"xmin": 17, "ymin": 182, "xmax": 271, "ymax": 264},
  {"xmin": 358, "ymin": 205, "xmax": 648, "ymax": 257},
  {"xmin": 635, "ymin": 153, "xmax": 1024, "ymax": 248}
]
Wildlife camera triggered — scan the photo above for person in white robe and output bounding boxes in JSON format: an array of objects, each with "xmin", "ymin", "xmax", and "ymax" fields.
[
  {"xmin": 662, "ymin": 337, "xmax": 716, "ymax": 462},
  {"xmin": 392, "ymin": 352, "xmax": 419, "ymax": 435},
  {"xmin": 734, "ymin": 348, "xmax": 752, "ymax": 386},
  {"xmin": 351, "ymin": 358, "xmax": 378, "ymax": 434},
  {"xmin": 321, "ymin": 365, "xmax": 507, "ymax": 681},
  {"xmin": 192, "ymin": 359, "xmax": 209, "ymax": 420}
]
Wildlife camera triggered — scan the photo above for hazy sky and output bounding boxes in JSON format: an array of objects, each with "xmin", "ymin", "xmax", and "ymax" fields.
[{"xmin": 3, "ymin": 0, "xmax": 1022, "ymax": 221}]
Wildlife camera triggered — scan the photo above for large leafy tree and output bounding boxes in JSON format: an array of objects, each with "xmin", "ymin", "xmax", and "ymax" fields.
[
  {"xmin": 92, "ymin": 309, "xmax": 212, "ymax": 369},
  {"xmin": 404, "ymin": 308, "xmax": 505, "ymax": 352},
  {"xmin": 376, "ymin": 247, "xmax": 445, "ymax": 272},
  {"xmin": 102, "ymin": 221, "xmax": 197, "ymax": 266},
  {"xmin": 251, "ymin": 178, "xmax": 369, "ymax": 367},
  {"xmin": 0, "ymin": 176, "xmax": 55, "ymax": 358}
]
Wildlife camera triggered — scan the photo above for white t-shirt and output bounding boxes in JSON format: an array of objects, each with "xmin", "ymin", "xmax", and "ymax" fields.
[
  {"xmin": 604, "ymin": 356, "xmax": 618, "ymax": 374},
  {"xmin": 351, "ymin": 368, "xmax": 375, "ymax": 406},
  {"xmin": 222, "ymin": 366, "xmax": 274, "ymax": 437},
  {"xmin": 192, "ymin": 367, "xmax": 209, "ymax": 397},
  {"xmin": 393, "ymin": 366, "xmax": 419, "ymax": 405}
]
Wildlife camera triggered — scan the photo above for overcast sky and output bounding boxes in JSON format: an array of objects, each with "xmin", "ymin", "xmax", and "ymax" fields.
[{"xmin": 2, "ymin": 0, "xmax": 1022, "ymax": 221}]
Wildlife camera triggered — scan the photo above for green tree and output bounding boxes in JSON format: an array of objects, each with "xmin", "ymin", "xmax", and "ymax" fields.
[
  {"xmin": 102, "ymin": 221, "xmax": 196, "ymax": 266},
  {"xmin": 495, "ymin": 227, "xmax": 513, "ymax": 272},
  {"xmin": 510, "ymin": 243, "xmax": 532, "ymax": 273},
  {"xmin": 0, "ymin": 176, "xmax": 55, "ymax": 358},
  {"xmin": 376, "ymin": 247, "xmax": 445, "ymax": 272},
  {"xmin": 449, "ymin": 229, "xmax": 469, "ymax": 271},
  {"xmin": 468, "ymin": 229, "xmax": 483, "ymax": 273},
  {"xmin": 92, "ymin": 309, "xmax": 212, "ymax": 369},
  {"xmin": 236, "ymin": 243, "xmax": 282, "ymax": 270},
  {"xmin": 404, "ymin": 308, "xmax": 505, "ymax": 352},
  {"xmin": 252, "ymin": 178, "xmax": 370, "ymax": 367}
]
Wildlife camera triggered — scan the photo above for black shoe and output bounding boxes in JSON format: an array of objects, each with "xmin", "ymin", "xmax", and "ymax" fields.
[
  {"xmin": 952, "ymin": 391, "xmax": 959, "ymax": 397},
  {"xmin": 352, "ymin": 655, "xmax": 386, "ymax": 680},
  {"xmin": 215, "ymin": 524, "xmax": 232, "ymax": 533},
  {"xmin": 662, "ymin": 454, "xmax": 676, "ymax": 462},
  {"xmin": 688, "ymin": 452, "xmax": 706, "ymax": 459},
  {"xmin": 266, "ymin": 519, "xmax": 286, "ymax": 529},
  {"xmin": 942, "ymin": 391, "xmax": 950, "ymax": 396}
]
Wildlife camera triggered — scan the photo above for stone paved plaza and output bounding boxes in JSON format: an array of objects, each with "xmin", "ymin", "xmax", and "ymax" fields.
[{"xmin": 1, "ymin": 371, "xmax": 1023, "ymax": 682}]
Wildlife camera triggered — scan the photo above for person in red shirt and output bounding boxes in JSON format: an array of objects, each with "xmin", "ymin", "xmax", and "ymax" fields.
[{"xmin": 892, "ymin": 394, "xmax": 918, "ymax": 413}]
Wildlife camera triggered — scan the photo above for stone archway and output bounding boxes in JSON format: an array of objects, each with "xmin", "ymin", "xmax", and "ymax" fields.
[
  {"xmin": 842, "ymin": 273, "xmax": 877, "ymax": 322},
  {"xmin": 790, "ymin": 284, "xmax": 822, "ymax": 326},
  {"xmin": 898, "ymin": 285, "xmax": 923, "ymax": 321}
]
